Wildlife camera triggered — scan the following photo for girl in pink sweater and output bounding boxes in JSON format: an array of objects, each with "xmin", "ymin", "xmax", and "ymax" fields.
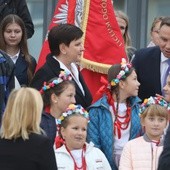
[{"xmin": 119, "ymin": 96, "xmax": 169, "ymax": 170}]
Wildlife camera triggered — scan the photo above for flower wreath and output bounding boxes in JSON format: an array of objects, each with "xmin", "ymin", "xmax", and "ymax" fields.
[
  {"xmin": 110, "ymin": 58, "xmax": 132, "ymax": 87},
  {"xmin": 56, "ymin": 104, "xmax": 89, "ymax": 125},
  {"xmin": 139, "ymin": 96, "xmax": 170, "ymax": 114},
  {"xmin": 40, "ymin": 70, "xmax": 72, "ymax": 94}
]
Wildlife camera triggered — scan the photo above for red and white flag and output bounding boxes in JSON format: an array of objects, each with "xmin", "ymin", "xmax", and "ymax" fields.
[{"xmin": 36, "ymin": 0, "xmax": 127, "ymax": 96}]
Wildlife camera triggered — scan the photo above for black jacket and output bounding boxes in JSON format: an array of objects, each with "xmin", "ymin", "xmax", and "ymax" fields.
[
  {"xmin": 30, "ymin": 54, "xmax": 92, "ymax": 109},
  {"xmin": 40, "ymin": 112, "xmax": 56, "ymax": 145},
  {"xmin": 0, "ymin": 0, "xmax": 34, "ymax": 38},
  {"xmin": 0, "ymin": 133, "xmax": 57, "ymax": 170},
  {"xmin": 132, "ymin": 46, "xmax": 162, "ymax": 101}
]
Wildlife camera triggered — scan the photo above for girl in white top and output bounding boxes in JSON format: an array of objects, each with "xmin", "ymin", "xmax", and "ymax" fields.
[{"xmin": 55, "ymin": 104, "xmax": 111, "ymax": 170}]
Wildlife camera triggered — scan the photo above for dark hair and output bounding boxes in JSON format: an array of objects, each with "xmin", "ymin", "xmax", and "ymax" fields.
[
  {"xmin": 160, "ymin": 17, "xmax": 170, "ymax": 28},
  {"xmin": 42, "ymin": 77, "xmax": 75, "ymax": 107},
  {"xmin": 0, "ymin": 14, "xmax": 34, "ymax": 83},
  {"xmin": 48, "ymin": 24, "xmax": 83, "ymax": 56}
]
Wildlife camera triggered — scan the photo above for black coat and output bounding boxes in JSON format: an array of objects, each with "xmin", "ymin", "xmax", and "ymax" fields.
[
  {"xmin": 30, "ymin": 54, "xmax": 92, "ymax": 109},
  {"xmin": 40, "ymin": 112, "xmax": 56, "ymax": 145},
  {"xmin": 0, "ymin": 133, "xmax": 57, "ymax": 170},
  {"xmin": 0, "ymin": 0, "xmax": 34, "ymax": 38}
]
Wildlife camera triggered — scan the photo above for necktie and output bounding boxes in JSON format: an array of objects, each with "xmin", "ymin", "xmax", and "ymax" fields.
[{"xmin": 163, "ymin": 59, "xmax": 170, "ymax": 87}]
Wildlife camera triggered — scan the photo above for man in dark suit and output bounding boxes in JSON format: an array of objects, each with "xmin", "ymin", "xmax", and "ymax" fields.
[
  {"xmin": 30, "ymin": 24, "xmax": 92, "ymax": 109},
  {"xmin": 132, "ymin": 17, "xmax": 170, "ymax": 101}
]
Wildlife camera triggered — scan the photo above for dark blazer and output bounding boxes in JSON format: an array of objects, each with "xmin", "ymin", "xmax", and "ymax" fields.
[
  {"xmin": 132, "ymin": 46, "xmax": 162, "ymax": 101},
  {"xmin": 158, "ymin": 124, "xmax": 170, "ymax": 170},
  {"xmin": 30, "ymin": 54, "xmax": 92, "ymax": 109},
  {"xmin": 0, "ymin": 133, "xmax": 57, "ymax": 170},
  {"xmin": 15, "ymin": 52, "xmax": 36, "ymax": 86}
]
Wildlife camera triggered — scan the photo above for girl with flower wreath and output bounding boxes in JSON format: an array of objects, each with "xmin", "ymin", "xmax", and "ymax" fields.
[
  {"xmin": 119, "ymin": 96, "xmax": 169, "ymax": 170},
  {"xmin": 87, "ymin": 58, "xmax": 142, "ymax": 169},
  {"xmin": 55, "ymin": 104, "xmax": 111, "ymax": 170},
  {"xmin": 40, "ymin": 70, "xmax": 76, "ymax": 144}
]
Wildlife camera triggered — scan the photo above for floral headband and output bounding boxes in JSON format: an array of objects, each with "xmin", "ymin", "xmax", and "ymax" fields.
[
  {"xmin": 139, "ymin": 96, "xmax": 170, "ymax": 114},
  {"xmin": 40, "ymin": 71, "xmax": 72, "ymax": 94},
  {"xmin": 56, "ymin": 104, "xmax": 89, "ymax": 125},
  {"xmin": 110, "ymin": 58, "xmax": 132, "ymax": 87}
]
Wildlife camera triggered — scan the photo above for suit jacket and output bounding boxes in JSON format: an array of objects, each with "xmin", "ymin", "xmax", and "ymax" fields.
[
  {"xmin": 30, "ymin": 54, "xmax": 92, "ymax": 109},
  {"xmin": 132, "ymin": 46, "xmax": 162, "ymax": 101}
]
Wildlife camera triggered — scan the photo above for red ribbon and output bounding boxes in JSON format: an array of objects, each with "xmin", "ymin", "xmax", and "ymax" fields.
[
  {"xmin": 92, "ymin": 76, "xmax": 112, "ymax": 103},
  {"xmin": 55, "ymin": 136, "xmax": 64, "ymax": 149}
]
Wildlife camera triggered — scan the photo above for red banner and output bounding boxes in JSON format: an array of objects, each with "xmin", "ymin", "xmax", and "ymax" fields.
[{"xmin": 81, "ymin": 0, "xmax": 127, "ymax": 96}]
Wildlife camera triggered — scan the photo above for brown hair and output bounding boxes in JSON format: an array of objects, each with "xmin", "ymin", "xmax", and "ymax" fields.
[{"xmin": 0, "ymin": 14, "xmax": 34, "ymax": 83}]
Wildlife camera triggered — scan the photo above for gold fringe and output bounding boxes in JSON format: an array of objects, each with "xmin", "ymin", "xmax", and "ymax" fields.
[{"xmin": 80, "ymin": 57, "xmax": 111, "ymax": 74}]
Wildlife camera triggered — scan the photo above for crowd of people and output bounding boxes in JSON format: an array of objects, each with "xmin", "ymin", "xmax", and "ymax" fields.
[{"xmin": 0, "ymin": 1, "xmax": 170, "ymax": 169}]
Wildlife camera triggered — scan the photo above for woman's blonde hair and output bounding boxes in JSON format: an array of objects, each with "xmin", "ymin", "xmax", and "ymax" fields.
[{"xmin": 0, "ymin": 87, "xmax": 43, "ymax": 140}]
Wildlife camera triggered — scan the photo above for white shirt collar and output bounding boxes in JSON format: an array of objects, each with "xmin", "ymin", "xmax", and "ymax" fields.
[
  {"xmin": 161, "ymin": 52, "xmax": 170, "ymax": 63},
  {"xmin": 8, "ymin": 50, "xmax": 20, "ymax": 64},
  {"xmin": 53, "ymin": 56, "xmax": 85, "ymax": 95}
]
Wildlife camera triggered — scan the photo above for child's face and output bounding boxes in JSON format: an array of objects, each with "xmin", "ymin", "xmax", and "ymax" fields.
[
  {"xmin": 61, "ymin": 115, "xmax": 88, "ymax": 150},
  {"xmin": 142, "ymin": 114, "xmax": 167, "ymax": 141},
  {"xmin": 120, "ymin": 70, "xmax": 140, "ymax": 97},
  {"xmin": 4, "ymin": 23, "xmax": 22, "ymax": 47},
  {"xmin": 163, "ymin": 75, "xmax": 170, "ymax": 102}
]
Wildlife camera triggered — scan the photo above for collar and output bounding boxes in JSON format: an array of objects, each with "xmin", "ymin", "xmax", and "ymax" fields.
[
  {"xmin": 161, "ymin": 52, "xmax": 170, "ymax": 63},
  {"xmin": 143, "ymin": 133, "xmax": 163, "ymax": 146},
  {"xmin": 8, "ymin": 50, "xmax": 20, "ymax": 64},
  {"xmin": 53, "ymin": 56, "xmax": 77, "ymax": 74}
]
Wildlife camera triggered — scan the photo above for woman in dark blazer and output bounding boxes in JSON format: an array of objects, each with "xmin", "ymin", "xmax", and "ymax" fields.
[{"xmin": 31, "ymin": 24, "xmax": 92, "ymax": 109}]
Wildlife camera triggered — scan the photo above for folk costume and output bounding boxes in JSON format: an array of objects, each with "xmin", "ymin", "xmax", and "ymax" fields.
[
  {"xmin": 55, "ymin": 104, "xmax": 111, "ymax": 170},
  {"xmin": 87, "ymin": 59, "xmax": 142, "ymax": 169},
  {"xmin": 55, "ymin": 142, "xmax": 111, "ymax": 170}
]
